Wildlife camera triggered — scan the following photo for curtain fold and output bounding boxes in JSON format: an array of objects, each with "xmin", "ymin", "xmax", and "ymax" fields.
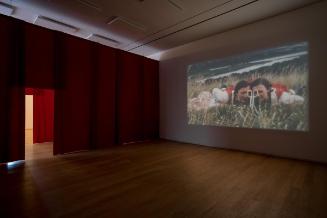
[
  {"xmin": 24, "ymin": 24, "xmax": 55, "ymax": 88},
  {"xmin": 143, "ymin": 58, "xmax": 160, "ymax": 140},
  {"xmin": 0, "ymin": 15, "xmax": 25, "ymax": 163},
  {"xmin": 33, "ymin": 89, "xmax": 54, "ymax": 144},
  {"xmin": 54, "ymin": 35, "xmax": 93, "ymax": 154},
  {"xmin": 116, "ymin": 54, "xmax": 160, "ymax": 144},
  {"xmin": 116, "ymin": 51, "xmax": 144, "ymax": 144},
  {"xmin": 91, "ymin": 45, "xmax": 117, "ymax": 149}
]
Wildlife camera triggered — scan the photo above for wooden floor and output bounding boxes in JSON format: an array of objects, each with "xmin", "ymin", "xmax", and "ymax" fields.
[
  {"xmin": 0, "ymin": 140, "xmax": 326, "ymax": 218},
  {"xmin": 25, "ymin": 142, "xmax": 53, "ymax": 160},
  {"xmin": 25, "ymin": 129, "xmax": 54, "ymax": 160}
]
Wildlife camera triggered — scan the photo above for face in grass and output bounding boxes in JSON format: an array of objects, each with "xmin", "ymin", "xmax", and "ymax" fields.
[
  {"xmin": 236, "ymin": 86, "xmax": 250, "ymax": 104},
  {"xmin": 234, "ymin": 80, "xmax": 250, "ymax": 105},
  {"xmin": 251, "ymin": 78, "xmax": 272, "ymax": 105},
  {"xmin": 252, "ymin": 84, "xmax": 270, "ymax": 102}
]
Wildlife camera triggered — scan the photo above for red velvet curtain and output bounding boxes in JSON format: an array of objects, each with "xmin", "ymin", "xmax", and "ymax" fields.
[
  {"xmin": 91, "ymin": 45, "xmax": 117, "ymax": 149},
  {"xmin": 0, "ymin": 15, "xmax": 159, "ymax": 162},
  {"xmin": 117, "ymin": 51, "xmax": 144, "ymax": 144},
  {"xmin": 53, "ymin": 35, "xmax": 93, "ymax": 154},
  {"xmin": 0, "ymin": 16, "xmax": 25, "ymax": 163},
  {"xmin": 116, "ymin": 53, "xmax": 159, "ymax": 144},
  {"xmin": 24, "ymin": 24, "xmax": 55, "ymax": 88},
  {"xmin": 33, "ymin": 89, "xmax": 54, "ymax": 143},
  {"xmin": 143, "ymin": 58, "xmax": 159, "ymax": 139}
]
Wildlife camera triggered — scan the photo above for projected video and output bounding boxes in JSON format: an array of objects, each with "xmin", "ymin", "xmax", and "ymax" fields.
[{"xmin": 187, "ymin": 42, "xmax": 309, "ymax": 131}]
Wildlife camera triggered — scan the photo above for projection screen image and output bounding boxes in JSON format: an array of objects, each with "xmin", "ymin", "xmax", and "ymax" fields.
[{"xmin": 187, "ymin": 42, "xmax": 309, "ymax": 131}]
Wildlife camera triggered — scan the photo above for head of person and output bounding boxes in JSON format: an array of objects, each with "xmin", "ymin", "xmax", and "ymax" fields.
[
  {"xmin": 234, "ymin": 80, "xmax": 250, "ymax": 105},
  {"xmin": 251, "ymin": 78, "xmax": 272, "ymax": 106}
]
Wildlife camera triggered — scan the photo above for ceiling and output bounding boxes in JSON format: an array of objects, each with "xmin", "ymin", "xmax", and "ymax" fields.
[{"xmin": 0, "ymin": 0, "xmax": 320, "ymax": 59}]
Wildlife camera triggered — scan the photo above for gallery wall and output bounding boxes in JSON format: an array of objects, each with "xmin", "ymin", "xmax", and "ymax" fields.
[
  {"xmin": 25, "ymin": 95, "xmax": 33, "ymax": 130},
  {"xmin": 159, "ymin": 1, "xmax": 327, "ymax": 163}
]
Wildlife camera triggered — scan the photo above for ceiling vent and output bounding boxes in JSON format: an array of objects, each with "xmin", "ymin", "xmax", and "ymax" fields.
[
  {"xmin": 87, "ymin": 34, "xmax": 120, "ymax": 46},
  {"xmin": 167, "ymin": 0, "xmax": 184, "ymax": 11},
  {"xmin": 34, "ymin": 16, "xmax": 78, "ymax": 33},
  {"xmin": 76, "ymin": 0, "xmax": 101, "ymax": 11},
  {"xmin": 107, "ymin": 16, "xmax": 146, "ymax": 32},
  {"xmin": 0, "ymin": 2, "xmax": 14, "ymax": 16},
  {"xmin": 106, "ymin": 16, "xmax": 146, "ymax": 41}
]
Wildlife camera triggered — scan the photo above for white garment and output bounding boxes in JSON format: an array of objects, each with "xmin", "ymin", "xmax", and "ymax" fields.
[
  {"xmin": 279, "ymin": 91, "xmax": 304, "ymax": 104},
  {"xmin": 212, "ymin": 88, "xmax": 229, "ymax": 104}
]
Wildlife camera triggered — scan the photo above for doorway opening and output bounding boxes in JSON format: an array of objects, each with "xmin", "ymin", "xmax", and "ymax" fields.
[{"xmin": 25, "ymin": 88, "xmax": 54, "ymax": 160}]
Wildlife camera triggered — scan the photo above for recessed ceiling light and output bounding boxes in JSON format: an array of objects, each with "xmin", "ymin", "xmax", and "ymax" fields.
[
  {"xmin": 0, "ymin": 2, "xmax": 14, "ymax": 16},
  {"xmin": 87, "ymin": 34, "xmax": 120, "ymax": 45},
  {"xmin": 34, "ymin": 16, "xmax": 79, "ymax": 33}
]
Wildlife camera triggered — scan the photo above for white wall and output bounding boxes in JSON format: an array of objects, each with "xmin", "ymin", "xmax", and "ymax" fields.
[
  {"xmin": 25, "ymin": 95, "xmax": 33, "ymax": 129},
  {"xmin": 159, "ymin": 1, "xmax": 327, "ymax": 163}
]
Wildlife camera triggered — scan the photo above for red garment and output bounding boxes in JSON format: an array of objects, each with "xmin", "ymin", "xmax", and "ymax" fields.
[
  {"xmin": 226, "ymin": 85, "xmax": 234, "ymax": 96},
  {"xmin": 272, "ymin": 83, "xmax": 288, "ymax": 98}
]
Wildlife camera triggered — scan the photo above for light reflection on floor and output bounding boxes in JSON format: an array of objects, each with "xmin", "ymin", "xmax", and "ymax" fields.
[{"xmin": 25, "ymin": 142, "xmax": 53, "ymax": 160}]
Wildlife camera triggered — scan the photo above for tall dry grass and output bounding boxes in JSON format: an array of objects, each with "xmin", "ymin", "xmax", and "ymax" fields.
[{"xmin": 188, "ymin": 103, "xmax": 308, "ymax": 131}]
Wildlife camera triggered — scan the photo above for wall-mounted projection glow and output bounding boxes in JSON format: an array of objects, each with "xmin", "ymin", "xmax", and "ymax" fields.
[{"xmin": 187, "ymin": 42, "xmax": 309, "ymax": 131}]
